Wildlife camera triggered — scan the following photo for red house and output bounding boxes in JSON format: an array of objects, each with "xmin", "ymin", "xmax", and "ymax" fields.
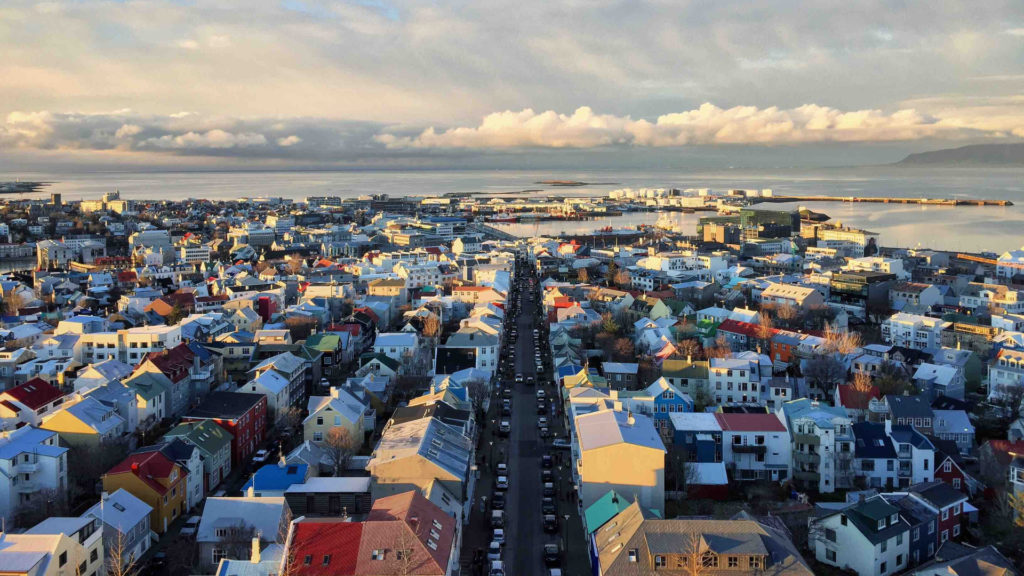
[
  {"xmin": 930, "ymin": 436, "xmax": 976, "ymax": 496},
  {"xmin": 909, "ymin": 480, "xmax": 969, "ymax": 545},
  {"xmin": 182, "ymin": 391, "xmax": 267, "ymax": 466},
  {"xmin": 0, "ymin": 377, "xmax": 65, "ymax": 426}
]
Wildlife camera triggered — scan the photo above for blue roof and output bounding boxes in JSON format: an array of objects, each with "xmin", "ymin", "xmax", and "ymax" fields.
[
  {"xmin": 557, "ymin": 364, "xmax": 584, "ymax": 381},
  {"xmin": 243, "ymin": 463, "xmax": 309, "ymax": 492},
  {"xmin": 853, "ymin": 422, "xmax": 898, "ymax": 459}
]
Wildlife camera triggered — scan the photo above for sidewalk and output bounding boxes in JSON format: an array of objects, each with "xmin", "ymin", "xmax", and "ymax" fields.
[{"xmin": 459, "ymin": 389, "xmax": 505, "ymax": 576}]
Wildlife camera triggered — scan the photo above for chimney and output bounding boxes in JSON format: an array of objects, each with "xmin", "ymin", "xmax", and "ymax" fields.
[
  {"xmin": 884, "ymin": 418, "xmax": 892, "ymax": 435},
  {"xmin": 130, "ymin": 462, "xmax": 139, "ymax": 473},
  {"xmin": 686, "ymin": 354, "xmax": 692, "ymax": 364},
  {"xmin": 626, "ymin": 411, "xmax": 635, "ymax": 426},
  {"xmin": 247, "ymin": 485, "xmax": 255, "ymax": 498},
  {"xmin": 251, "ymin": 535, "xmax": 261, "ymax": 563},
  {"xmin": 278, "ymin": 454, "xmax": 286, "ymax": 468},
  {"xmin": 330, "ymin": 387, "xmax": 340, "ymax": 399}
]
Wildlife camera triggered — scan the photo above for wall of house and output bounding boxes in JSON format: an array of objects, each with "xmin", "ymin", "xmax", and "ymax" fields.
[{"xmin": 579, "ymin": 444, "xmax": 664, "ymax": 514}]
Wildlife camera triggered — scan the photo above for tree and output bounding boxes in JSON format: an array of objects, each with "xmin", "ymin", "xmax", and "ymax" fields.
[
  {"xmin": 875, "ymin": 360, "xmax": 913, "ymax": 396},
  {"xmin": 277, "ymin": 406, "xmax": 303, "ymax": 433},
  {"xmin": 683, "ymin": 531, "xmax": 710, "ymax": 576},
  {"xmin": 676, "ymin": 339, "xmax": 701, "ymax": 361},
  {"xmin": 105, "ymin": 528, "xmax": 144, "ymax": 576},
  {"xmin": 596, "ymin": 332, "xmax": 615, "ymax": 359},
  {"xmin": 216, "ymin": 520, "xmax": 258, "ymax": 565},
  {"xmin": 600, "ymin": 312, "xmax": 620, "ymax": 336},
  {"xmin": 69, "ymin": 436, "xmax": 130, "ymax": 498},
  {"xmin": 605, "ymin": 261, "xmax": 619, "ymax": 287},
  {"xmin": 465, "ymin": 379, "xmax": 489, "ymax": 421},
  {"xmin": 287, "ymin": 253, "xmax": 305, "ymax": 275},
  {"xmin": 804, "ymin": 355, "xmax": 846, "ymax": 396},
  {"xmin": 705, "ymin": 335, "xmax": 732, "ymax": 359},
  {"xmin": 755, "ymin": 311, "xmax": 775, "ymax": 347},
  {"xmin": 612, "ymin": 338, "xmax": 635, "ymax": 361},
  {"xmin": 2, "ymin": 290, "xmax": 29, "ymax": 316},
  {"xmin": 323, "ymin": 427, "xmax": 357, "ymax": 476},
  {"xmin": 613, "ymin": 269, "xmax": 631, "ymax": 288},
  {"xmin": 776, "ymin": 303, "xmax": 799, "ymax": 326},
  {"xmin": 284, "ymin": 316, "xmax": 319, "ymax": 341},
  {"xmin": 577, "ymin": 267, "xmax": 589, "ymax": 283},
  {"xmin": 668, "ymin": 447, "xmax": 699, "ymax": 493},
  {"xmin": 822, "ymin": 322, "xmax": 863, "ymax": 355},
  {"xmin": 421, "ymin": 314, "xmax": 442, "ymax": 339}
]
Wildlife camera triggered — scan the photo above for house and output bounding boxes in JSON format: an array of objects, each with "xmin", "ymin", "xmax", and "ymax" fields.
[
  {"xmin": 0, "ymin": 378, "xmax": 65, "ymax": 428},
  {"xmin": 669, "ymin": 412, "xmax": 723, "ymax": 463},
  {"xmin": 286, "ymin": 489, "xmax": 459, "ymax": 576},
  {"xmin": 304, "ymin": 387, "xmax": 370, "ymax": 449},
  {"xmin": 372, "ymin": 332, "xmax": 419, "ymax": 363},
  {"xmin": 283, "ymin": 476, "xmax": 372, "ymax": 517},
  {"xmin": 910, "ymin": 544, "xmax": 1021, "ymax": 576},
  {"xmin": 305, "ymin": 333, "xmax": 344, "ymax": 380},
  {"xmin": 593, "ymin": 500, "xmax": 813, "ymax": 576},
  {"xmin": 0, "ymin": 426, "xmax": 68, "ymax": 527},
  {"xmin": 810, "ymin": 496, "xmax": 910, "ymax": 576},
  {"xmin": 778, "ymin": 399, "xmax": 855, "ymax": 493},
  {"xmin": 196, "ymin": 491, "xmax": 290, "ymax": 571},
  {"xmin": 133, "ymin": 343, "xmax": 210, "ymax": 418},
  {"xmin": 715, "ymin": 412, "xmax": 791, "ymax": 483},
  {"xmin": 163, "ymin": 419, "xmax": 233, "ymax": 492},
  {"xmin": 912, "ymin": 363, "xmax": 964, "ymax": 402},
  {"xmin": 884, "ymin": 395, "xmax": 935, "ymax": 435},
  {"xmin": 367, "ymin": 417, "xmax": 472, "ymax": 508},
  {"xmin": 616, "ymin": 378, "xmax": 693, "ymax": 440},
  {"xmin": 122, "ymin": 371, "xmax": 171, "ymax": 431},
  {"xmin": 575, "ymin": 408, "xmax": 666, "ymax": 514},
  {"xmin": 660, "ymin": 358, "xmax": 710, "ymax": 403},
  {"xmin": 709, "ymin": 355, "xmax": 768, "ymax": 405},
  {"xmin": 760, "ymin": 282, "xmax": 825, "ymax": 310},
  {"xmin": 183, "ymin": 391, "xmax": 267, "ymax": 466},
  {"xmin": 440, "ymin": 328, "xmax": 499, "ymax": 375},
  {"xmin": 243, "ymin": 462, "xmax": 309, "ymax": 498},
  {"xmin": 246, "ymin": 352, "xmax": 306, "ymax": 422},
  {"xmin": 40, "ymin": 395, "xmax": 127, "ymax": 452},
  {"xmin": 883, "ymin": 492, "xmax": 939, "ymax": 568},
  {"xmin": 102, "ymin": 450, "xmax": 188, "ymax": 534},
  {"xmin": 930, "ymin": 436, "xmax": 976, "ymax": 496},
  {"xmin": 23, "ymin": 516, "xmax": 105, "ymax": 576},
  {"xmin": 134, "ymin": 438, "xmax": 205, "ymax": 511},
  {"xmin": 987, "ymin": 347, "xmax": 1024, "ymax": 402},
  {"xmin": 931, "ymin": 411, "xmax": 974, "ymax": 455},
  {"xmin": 73, "ymin": 359, "xmax": 134, "ymax": 391},
  {"xmin": 906, "ymin": 481, "xmax": 969, "ymax": 546},
  {"xmin": 890, "ymin": 282, "xmax": 942, "ymax": 311},
  {"xmin": 889, "ymin": 424, "xmax": 936, "ymax": 487},
  {"xmin": 83, "ymin": 489, "xmax": 153, "ymax": 572},
  {"xmin": 835, "ymin": 383, "xmax": 881, "ymax": 422},
  {"xmin": 602, "ymin": 362, "xmax": 639, "ymax": 390},
  {"xmin": 853, "ymin": 421, "xmax": 900, "ymax": 489},
  {"xmin": 881, "ymin": 313, "xmax": 950, "ymax": 351}
]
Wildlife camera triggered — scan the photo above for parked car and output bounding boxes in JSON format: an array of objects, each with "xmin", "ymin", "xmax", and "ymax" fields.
[
  {"xmin": 495, "ymin": 475, "xmax": 509, "ymax": 490},
  {"xmin": 496, "ymin": 462, "xmax": 508, "ymax": 475},
  {"xmin": 537, "ymin": 417, "xmax": 548, "ymax": 429},
  {"xmin": 551, "ymin": 438, "xmax": 572, "ymax": 449},
  {"xmin": 491, "ymin": 491, "xmax": 506, "ymax": 510},
  {"xmin": 544, "ymin": 543, "xmax": 561, "ymax": 566},
  {"xmin": 180, "ymin": 515, "xmax": 201, "ymax": 537},
  {"xmin": 536, "ymin": 402, "xmax": 546, "ymax": 415},
  {"xmin": 541, "ymin": 469, "xmax": 554, "ymax": 483},
  {"xmin": 252, "ymin": 449, "xmax": 270, "ymax": 465},
  {"xmin": 487, "ymin": 540, "xmax": 503, "ymax": 561},
  {"xmin": 492, "ymin": 528, "xmax": 506, "ymax": 544},
  {"xmin": 543, "ymin": 482, "xmax": 555, "ymax": 497},
  {"xmin": 541, "ymin": 454, "xmax": 553, "ymax": 468},
  {"xmin": 499, "ymin": 420, "xmax": 510, "ymax": 436},
  {"xmin": 543, "ymin": 514, "xmax": 559, "ymax": 533},
  {"xmin": 490, "ymin": 560, "xmax": 506, "ymax": 576},
  {"xmin": 542, "ymin": 497, "xmax": 556, "ymax": 514},
  {"xmin": 491, "ymin": 510, "xmax": 504, "ymax": 528}
]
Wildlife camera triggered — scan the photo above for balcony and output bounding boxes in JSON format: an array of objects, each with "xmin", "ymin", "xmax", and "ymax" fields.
[
  {"xmin": 794, "ymin": 470, "xmax": 819, "ymax": 483},
  {"xmin": 15, "ymin": 461, "xmax": 38, "ymax": 474},
  {"xmin": 732, "ymin": 444, "xmax": 767, "ymax": 455},
  {"xmin": 16, "ymin": 481, "xmax": 38, "ymax": 493},
  {"xmin": 794, "ymin": 452, "xmax": 820, "ymax": 466},
  {"xmin": 794, "ymin": 433, "xmax": 821, "ymax": 446}
]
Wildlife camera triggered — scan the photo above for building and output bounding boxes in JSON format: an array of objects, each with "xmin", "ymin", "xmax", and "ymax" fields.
[
  {"xmin": 593, "ymin": 500, "xmax": 813, "ymax": 575},
  {"xmin": 102, "ymin": 450, "xmax": 188, "ymax": 534},
  {"xmin": 760, "ymin": 282, "xmax": 825, "ymax": 310},
  {"xmin": 810, "ymin": 496, "xmax": 909, "ymax": 576},
  {"xmin": 163, "ymin": 419, "xmax": 233, "ymax": 492},
  {"xmin": 881, "ymin": 314, "xmax": 950, "ymax": 351},
  {"xmin": 715, "ymin": 412, "xmax": 791, "ymax": 482},
  {"xmin": 183, "ymin": 392, "xmax": 267, "ymax": 466},
  {"xmin": 0, "ymin": 378, "xmax": 66, "ymax": 429},
  {"xmin": 304, "ymin": 387, "xmax": 370, "ymax": 450},
  {"xmin": 197, "ymin": 492, "xmax": 290, "ymax": 571},
  {"xmin": 987, "ymin": 347, "xmax": 1024, "ymax": 402},
  {"xmin": 575, "ymin": 409, "xmax": 665, "ymax": 514},
  {"xmin": 83, "ymin": 489, "xmax": 153, "ymax": 573},
  {"xmin": 778, "ymin": 399, "xmax": 854, "ymax": 493},
  {"xmin": 0, "ymin": 426, "xmax": 68, "ymax": 527},
  {"xmin": 283, "ymin": 476, "xmax": 372, "ymax": 517}
]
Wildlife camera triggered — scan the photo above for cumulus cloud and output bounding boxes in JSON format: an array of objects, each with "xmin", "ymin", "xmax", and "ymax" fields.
[
  {"xmin": 276, "ymin": 135, "xmax": 302, "ymax": 147},
  {"xmin": 376, "ymin": 103, "xmax": 1024, "ymax": 149}
]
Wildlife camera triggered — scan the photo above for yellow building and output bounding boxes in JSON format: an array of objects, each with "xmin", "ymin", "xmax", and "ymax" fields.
[
  {"xmin": 575, "ymin": 409, "xmax": 666, "ymax": 515},
  {"xmin": 102, "ymin": 451, "xmax": 188, "ymax": 534},
  {"xmin": 40, "ymin": 396, "xmax": 126, "ymax": 451}
]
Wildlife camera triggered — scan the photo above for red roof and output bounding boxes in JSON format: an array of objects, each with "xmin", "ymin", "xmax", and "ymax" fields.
[
  {"xmin": 984, "ymin": 440, "xmax": 1024, "ymax": 466},
  {"xmin": 141, "ymin": 343, "xmax": 196, "ymax": 383},
  {"xmin": 291, "ymin": 521, "xmax": 363, "ymax": 576},
  {"xmin": 2, "ymin": 378, "xmax": 63, "ymax": 410},
  {"xmin": 717, "ymin": 319, "xmax": 764, "ymax": 339},
  {"xmin": 196, "ymin": 294, "xmax": 229, "ymax": 303},
  {"xmin": 552, "ymin": 295, "xmax": 574, "ymax": 308},
  {"xmin": 107, "ymin": 451, "xmax": 181, "ymax": 496},
  {"xmin": 714, "ymin": 412, "xmax": 787, "ymax": 432},
  {"xmin": 116, "ymin": 270, "xmax": 138, "ymax": 283},
  {"xmin": 836, "ymin": 383, "xmax": 881, "ymax": 409}
]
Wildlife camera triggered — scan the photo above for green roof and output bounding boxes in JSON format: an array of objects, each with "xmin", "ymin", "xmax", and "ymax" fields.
[
  {"xmin": 584, "ymin": 490, "xmax": 632, "ymax": 534},
  {"xmin": 360, "ymin": 352, "xmax": 401, "ymax": 372},
  {"xmin": 165, "ymin": 419, "xmax": 233, "ymax": 454},
  {"xmin": 306, "ymin": 333, "xmax": 340, "ymax": 352},
  {"xmin": 661, "ymin": 359, "xmax": 709, "ymax": 379}
]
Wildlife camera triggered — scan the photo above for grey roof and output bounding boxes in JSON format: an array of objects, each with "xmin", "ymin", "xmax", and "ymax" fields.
[
  {"xmin": 284, "ymin": 477, "xmax": 371, "ymax": 494},
  {"xmin": 83, "ymin": 489, "xmax": 153, "ymax": 534},
  {"xmin": 576, "ymin": 410, "xmax": 665, "ymax": 453},
  {"xmin": 909, "ymin": 480, "xmax": 969, "ymax": 509},
  {"xmin": 197, "ymin": 496, "xmax": 288, "ymax": 544},
  {"xmin": 890, "ymin": 425, "xmax": 936, "ymax": 450},
  {"xmin": 913, "ymin": 544, "xmax": 1020, "ymax": 576},
  {"xmin": 886, "ymin": 394, "xmax": 935, "ymax": 420}
]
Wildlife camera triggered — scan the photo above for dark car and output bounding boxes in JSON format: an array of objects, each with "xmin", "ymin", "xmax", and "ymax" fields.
[
  {"xmin": 541, "ymin": 497, "xmax": 556, "ymax": 514},
  {"xmin": 544, "ymin": 544, "xmax": 561, "ymax": 566},
  {"xmin": 541, "ymin": 469, "xmax": 554, "ymax": 483},
  {"xmin": 536, "ymin": 403, "xmax": 546, "ymax": 415},
  {"xmin": 543, "ymin": 482, "xmax": 555, "ymax": 497},
  {"xmin": 541, "ymin": 454, "xmax": 553, "ymax": 468},
  {"xmin": 543, "ymin": 514, "xmax": 559, "ymax": 533},
  {"xmin": 491, "ymin": 491, "xmax": 506, "ymax": 510}
]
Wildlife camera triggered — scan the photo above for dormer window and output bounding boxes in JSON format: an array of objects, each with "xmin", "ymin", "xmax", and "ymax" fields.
[
  {"xmin": 890, "ymin": 513, "xmax": 899, "ymax": 524},
  {"xmin": 878, "ymin": 519, "xmax": 886, "ymax": 530}
]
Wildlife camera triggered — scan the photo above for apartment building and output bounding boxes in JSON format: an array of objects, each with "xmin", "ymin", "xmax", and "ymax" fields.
[
  {"xmin": 779, "ymin": 399, "xmax": 854, "ymax": 493},
  {"xmin": 0, "ymin": 427, "xmax": 68, "ymax": 526},
  {"xmin": 881, "ymin": 313, "xmax": 950, "ymax": 351}
]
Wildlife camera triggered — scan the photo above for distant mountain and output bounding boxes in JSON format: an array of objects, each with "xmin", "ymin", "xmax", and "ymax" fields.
[{"xmin": 897, "ymin": 143, "xmax": 1024, "ymax": 165}]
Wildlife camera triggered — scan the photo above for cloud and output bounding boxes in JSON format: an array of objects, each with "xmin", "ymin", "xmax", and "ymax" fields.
[
  {"xmin": 276, "ymin": 135, "xmax": 302, "ymax": 146},
  {"xmin": 141, "ymin": 129, "xmax": 267, "ymax": 149},
  {"xmin": 376, "ymin": 102, "xmax": 1024, "ymax": 149}
]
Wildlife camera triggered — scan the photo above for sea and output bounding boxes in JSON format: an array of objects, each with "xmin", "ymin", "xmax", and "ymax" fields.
[{"xmin": 3, "ymin": 166, "xmax": 1023, "ymax": 253}]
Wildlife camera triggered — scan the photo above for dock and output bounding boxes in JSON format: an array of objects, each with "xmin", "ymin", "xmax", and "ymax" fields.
[{"xmin": 753, "ymin": 195, "xmax": 1012, "ymax": 207}]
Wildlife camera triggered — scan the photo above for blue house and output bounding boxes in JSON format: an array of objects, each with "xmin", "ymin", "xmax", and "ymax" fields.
[
  {"xmin": 618, "ymin": 377, "xmax": 693, "ymax": 437},
  {"xmin": 668, "ymin": 412, "xmax": 722, "ymax": 461},
  {"xmin": 243, "ymin": 462, "xmax": 309, "ymax": 498}
]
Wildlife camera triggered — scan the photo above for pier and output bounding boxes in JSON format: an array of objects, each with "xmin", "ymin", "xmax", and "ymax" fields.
[{"xmin": 753, "ymin": 195, "xmax": 1012, "ymax": 207}]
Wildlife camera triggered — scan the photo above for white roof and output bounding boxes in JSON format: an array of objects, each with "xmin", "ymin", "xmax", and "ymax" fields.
[
  {"xmin": 84, "ymin": 489, "xmax": 152, "ymax": 534},
  {"xmin": 913, "ymin": 363, "xmax": 959, "ymax": 386},
  {"xmin": 668, "ymin": 412, "xmax": 723, "ymax": 432},
  {"xmin": 196, "ymin": 496, "xmax": 287, "ymax": 544},
  {"xmin": 576, "ymin": 410, "xmax": 665, "ymax": 453},
  {"xmin": 248, "ymin": 370, "xmax": 291, "ymax": 395},
  {"xmin": 374, "ymin": 332, "xmax": 418, "ymax": 348},
  {"xmin": 283, "ymin": 477, "xmax": 371, "ymax": 494}
]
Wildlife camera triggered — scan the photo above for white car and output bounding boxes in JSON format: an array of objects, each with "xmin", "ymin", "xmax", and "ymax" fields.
[
  {"xmin": 495, "ymin": 475, "xmax": 509, "ymax": 490},
  {"xmin": 492, "ymin": 528, "xmax": 506, "ymax": 544},
  {"xmin": 180, "ymin": 516, "xmax": 200, "ymax": 537},
  {"xmin": 252, "ymin": 449, "xmax": 271, "ymax": 465},
  {"xmin": 487, "ymin": 540, "xmax": 503, "ymax": 561}
]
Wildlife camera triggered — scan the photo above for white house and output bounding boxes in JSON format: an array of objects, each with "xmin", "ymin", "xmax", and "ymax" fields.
[
  {"xmin": 373, "ymin": 332, "xmax": 419, "ymax": 363},
  {"xmin": 881, "ymin": 313, "xmax": 950, "ymax": 351},
  {"xmin": 810, "ymin": 496, "xmax": 910, "ymax": 576},
  {"xmin": 0, "ymin": 426, "xmax": 68, "ymax": 526},
  {"xmin": 715, "ymin": 412, "xmax": 792, "ymax": 483}
]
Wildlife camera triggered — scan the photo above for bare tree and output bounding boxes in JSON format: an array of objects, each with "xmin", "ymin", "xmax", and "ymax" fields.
[
  {"xmin": 755, "ymin": 311, "xmax": 775, "ymax": 346},
  {"xmin": 613, "ymin": 269, "xmax": 631, "ymax": 288},
  {"xmin": 105, "ymin": 529, "xmax": 143, "ymax": 576},
  {"xmin": 2, "ymin": 290, "xmax": 30, "ymax": 316},
  {"xmin": 421, "ymin": 314, "xmax": 442, "ymax": 339},
  {"xmin": 775, "ymin": 303, "xmax": 799, "ymax": 326},
  {"xmin": 465, "ymin": 379, "xmax": 489, "ymax": 420},
  {"xmin": 822, "ymin": 323, "xmax": 863, "ymax": 355},
  {"xmin": 394, "ymin": 521, "xmax": 419, "ymax": 576},
  {"xmin": 705, "ymin": 335, "xmax": 733, "ymax": 359},
  {"xmin": 804, "ymin": 356, "xmax": 846, "ymax": 398},
  {"xmin": 612, "ymin": 338, "xmax": 635, "ymax": 361},
  {"xmin": 668, "ymin": 447, "xmax": 700, "ymax": 493},
  {"xmin": 286, "ymin": 254, "xmax": 305, "ymax": 275},
  {"xmin": 277, "ymin": 406, "xmax": 303, "ymax": 433},
  {"xmin": 577, "ymin": 267, "xmax": 589, "ymax": 284},
  {"xmin": 683, "ymin": 531, "xmax": 709, "ymax": 576},
  {"xmin": 323, "ymin": 427, "xmax": 357, "ymax": 476},
  {"xmin": 14, "ymin": 488, "xmax": 69, "ymax": 529},
  {"xmin": 217, "ymin": 521, "xmax": 258, "ymax": 564}
]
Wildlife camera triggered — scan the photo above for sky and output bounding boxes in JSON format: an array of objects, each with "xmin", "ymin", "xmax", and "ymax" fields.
[{"xmin": 2, "ymin": 0, "xmax": 1024, "ymax": 170}]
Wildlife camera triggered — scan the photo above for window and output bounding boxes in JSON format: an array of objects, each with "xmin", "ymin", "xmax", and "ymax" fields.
[
  {"xmin": 928, "ymin": 521, "xmax": 935, "ymax": 534},
  {"xmin": 897, "ymin": 554, "xmax": 904, "ymax": 567},
  {"xmin": 702, "ymin": 552, "xmax": 718, "ymax": 567},
  {"xmin": 628, "ymin": 549, "xmax": 638, "ymax": 563},
  {"xmin": 878, "ymin": 519, "xmax": 886, "ymax": 530},
  {"xmin": 953, "ymin": 478, "xmax": 961, "ymax": 489},
  {"xmin": 944, "ymin": 461, "xmax": 952, "ymax": 472},
  {"xmin": 825, "ymin": 549, "xmax": 837, "ymax": 562},
  {"xmin": 91, "ymin": 549, "xmax": 98, "ymax": 563},
  {"xmin": 825, "ymin": 528, "xmax": 837, "ymax": 542},
  {"xmin": 891, "ymin": 513, "xmax": 899, "ymax": 525},
  {"xmin": 313, "ymin": 432, "xmax": 323, "ymax": 441},
  {"xmin": 913, "ymin": 527, "xmax": 919, "ymax": 541},
  {"xmin": 880, "ymin": 561, "xmax": 887, "ymax": 574},
  {"xmin": 942, "ymin": 508, "xmax": 949, "ymax": 521},
  {"xmin": 880, "ymin": 541, "xmax": 887, "ymax": 553},
  {"xmin": 728, "ymin": 556, "xmax": 739, "ymax": 568},
  {"xmin": 323, "ymin": 555, "xmax": 332, "ymax": 566},
  {"xmin": 748, "ymin": 556, "xmax": 762, "ymax": 569},
  {"xmin": 316, "ymin": 417, "xmax": 324, "ymax": 426},
  {"xmin": 897, "ymin": 533, "xmax": 903, "ymax": 545},
  {"xmin": 212, "ymin": 548, "xmax": 227, "ymax": 564},
  {"xmin": 654, "ymin": 555, "xmax": 665, "ymax": 567},
  {"xmin": 840, "ymin": 515, "xmax": 847, "ymax": 526},
  {"xmin": 953, "ymin": 504, "xmax": 960, "ymax": 515},
  {"xmin": 953, "ymin": 524, "xmax": 961, "ymax": 537},
  {"xmin": 941, "ymin": 529, "xmax": 948, "ymax": 542},
  {"xmin": 372, "ymin": 550, "xmax": 385, "ymax": 561}
]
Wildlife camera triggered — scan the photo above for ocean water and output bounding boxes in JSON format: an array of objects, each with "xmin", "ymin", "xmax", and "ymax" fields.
[{"xmin": 2, "ymin": 166, "xmax": 1023, "ymax": 252}]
